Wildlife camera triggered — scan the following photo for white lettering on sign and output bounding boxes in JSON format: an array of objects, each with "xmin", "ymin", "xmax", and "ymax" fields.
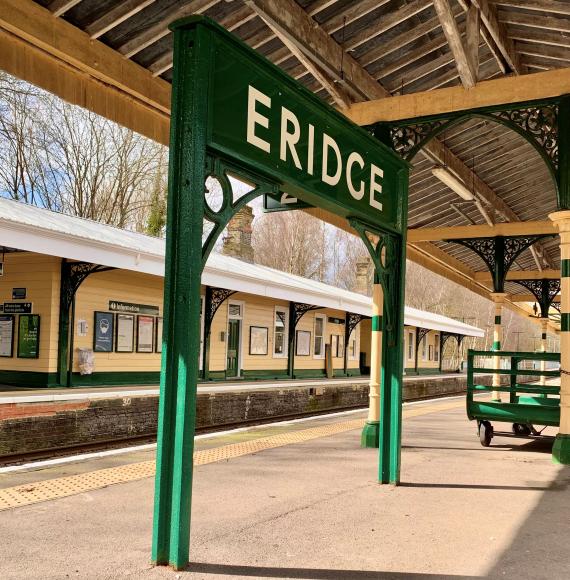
[
  {"xmin": 346, "ymin": 151, "xmax": 365, "ymax": 200},
  {"xmin": 281, "ymin": 193, "xmax": 298, "ymax": 204},
  {"xmin": 246, "ymin": 85, "xmax": 384, "ymax": 213},
  {"xmin": 247, "ymin": 86, "xmax": 271, "ymax": 153},
  {"xmin": 280, "ymin": 107, "xmax": 302, "ymax": 169}
]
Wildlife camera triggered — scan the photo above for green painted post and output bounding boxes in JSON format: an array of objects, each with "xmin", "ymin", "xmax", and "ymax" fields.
[
  {"xmin": 378, "ymin": 233, "xmax": 407, "ymax": 484},
  {"xmin": 558, "ymin": 97, "xmax": 570, "ymax": 210},
  {"xmin": 56, "ymin": 260, "xmax": 71, "ymax": 387},
  {"xmin": 151, "ymin": 22, "xmax": 211, "ymax": 570},
  {"xmin": 287, "ymin": 302, "xmax": 296, "ymax": 378}
]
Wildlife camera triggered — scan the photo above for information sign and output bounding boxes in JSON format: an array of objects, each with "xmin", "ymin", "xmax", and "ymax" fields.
[
  {"xmin": 109, "ymin": 301, "xmax": 159, "ymax": 316},
  {"xmin": 94, "ymin": 311, "xmax": 114, "ymax": 352},
  {"xmin": 17, "ymin": 314, "xmax": 40, "ymax": 359},
  {"xmin": 0, "ymin": 315, "xmax": 14, "ymax": 357},
  {"xmin": 3, "ymin": 302, "xmax": 32, "ymax": 314},
  {"xmin": 137, "ymin": 316, "xmax": 154, "ymax": 353},
  {"xmin": 116, "ymin": 314, "xmax": 135, "ymax": 353}
]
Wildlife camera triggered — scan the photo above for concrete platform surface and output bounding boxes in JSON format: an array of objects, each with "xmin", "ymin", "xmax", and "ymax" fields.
[{"xmin": 0, "ymin": 398, "xmax": 568, "ymax": 579}]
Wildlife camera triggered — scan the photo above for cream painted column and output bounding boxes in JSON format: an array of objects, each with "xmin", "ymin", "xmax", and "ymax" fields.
[
  {"xmin": 491, "ymin": 293, "xmax": 508, "ymax": 402},
  {"xmin": 361, "ymin": 279, "xmax": 383, "ymax": 448},
  {"xmin": 549, "ymin": 211, "xmax": 570, "ymax": 464}
]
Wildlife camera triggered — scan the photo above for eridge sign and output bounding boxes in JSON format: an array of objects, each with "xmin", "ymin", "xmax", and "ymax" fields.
[{"xmin": 198, "ymin": 18, "xmax": 408, "ymax": 234}]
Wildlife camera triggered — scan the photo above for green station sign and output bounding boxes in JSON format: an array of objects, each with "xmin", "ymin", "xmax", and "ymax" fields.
[{"xmin": 204, "ymin": 22, "xmax": 408, "ymax": 233}]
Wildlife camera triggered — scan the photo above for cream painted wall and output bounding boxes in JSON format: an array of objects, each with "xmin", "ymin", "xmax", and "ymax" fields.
[
  {"xmin": 73, "ymin": 269, "xmax": 163, "ymax": 373},
  {"xmin": 0, "ymin": 252, "xmax": 60, "ymax": 373}
]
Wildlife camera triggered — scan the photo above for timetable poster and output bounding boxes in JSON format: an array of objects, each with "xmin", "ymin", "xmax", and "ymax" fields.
[
  {"xmin": 116, "ymin": 314, "xmax": 134, "ymax": 353},
  {"xmin": 18, "ymin": 314, "xmax": 40, "ymax": 359},
  {"xmin": 137, "ymin": 315, "xmax": 154, "ymax": 353},
  {"xmin": 0, "ymin": 315, "xmax": 14, "ymax": 357}
]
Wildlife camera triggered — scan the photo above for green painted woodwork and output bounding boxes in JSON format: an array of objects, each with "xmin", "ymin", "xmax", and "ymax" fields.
[
  {"xmin": 552, "ymin": 434, "xmax": 570, "ymax": 465},
  {"xmin": 71, "ymin": 371, "xmax": 160, "ymax": 386},
  {"xmin": 562, "ymin": 313, "xmax": 570, "ymax": 332},
  {"xmin": 153, "ymin": 16, "xmax": 409, "ymax": 569},
  {"xmin": 0, "ymin": 370, "xmax": 58, "ymax": 388},
  {"xmin": 371, "ymin": 315, "xmax": 382, "ymax": 331},
  {"xmin": 562, "ymin": 259, "xmax": 570, "ymax": 278},
  {"xmin": 226, "ymin": 318, "xmax": 240, "ymax": 378},
  {"xmin": 542, "ymin": 333, "xmax": 547, "ymax": 340},
  {"xmin": 361, "ymin": 421, "xmax": 380, "ymax": 448},
  {"xmin": 494, "ymin": 315, "xmax": 501, "ymax": 325},
  {"xmin": 492, "ymin": 341, "xmax": 501, "ymax": 350}
]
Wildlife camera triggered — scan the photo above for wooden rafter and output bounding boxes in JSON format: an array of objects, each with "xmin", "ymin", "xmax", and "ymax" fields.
[
  {"xmin": 472, "ymin": 0, "xmax": 522, "ymax": 74},
  {"xmin": 49, "ymin": 0, "xmax": 81, "ymax": 17},
  {"xmin": 433, "ymin": 0, "xmax": 477, "ymax": 88},
  {"xmin": 475, "ymin": 270, "xmax": 560, "ymax": 282},
  {"xmin": 85, "ymin": 0, "xmax": 156, "ymax": 40}
]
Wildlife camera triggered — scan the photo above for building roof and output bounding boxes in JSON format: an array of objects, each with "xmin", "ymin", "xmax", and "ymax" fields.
[{"xmin": 0, "ymin": 197, "xmax": 483, "ymax": 337}]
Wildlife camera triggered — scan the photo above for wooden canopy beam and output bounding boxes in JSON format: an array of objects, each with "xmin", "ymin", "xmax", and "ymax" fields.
[
  {"xmin": 407, "ymin": 222, "xmax": 558, "ymax": 242},
  {"xmin": 475, "ymin": 270, "xmax": 561, "ymax": 282},
  {"xmin": 0, "ymin": 0, "xmax": 171, "ymax": 145},
  {"xmin": 343, "ymin": 67, "xmax": 570, "ymax": 126},
  {"xmin": 510, "ymin": 294, "xmax": 560, "ymax": 303}
]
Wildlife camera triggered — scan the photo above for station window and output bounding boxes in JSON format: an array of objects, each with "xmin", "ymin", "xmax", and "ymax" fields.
[
  {"xmin": 314, "ymin": 315, "xmax": 326, "ymax": 359},
  {"xmin": 422, "ymin": 335, "xmax": 427, "ymax": 361},
  {"xmin": 273, "ymin": 307, "xmax": 288, "ymax": 358},
  {"xmin": 434, "ymin": 335, "xmax": 439, "ymax": 363},
  {"xmin": 349, "ymin": 326, "xmax": 359, "ymax": 360},
  {"xmin": 408, "ymin": 331, "xmax": 414, "ymax": 360},
  {"xmin": 428, "ymin": 345, "xmax": 433, "ymax": 361}
]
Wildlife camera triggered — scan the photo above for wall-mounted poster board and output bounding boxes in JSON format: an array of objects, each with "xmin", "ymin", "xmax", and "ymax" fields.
[
  {"xmin": 93, "ymin": 311, "xmax": 114, "ymax": 352},
  {"xmin": 137, "ymin": 316, "xmax": 154, "ymax": 353},
  {"xmin": 116, "ymin": 314, "xmax": 134, "ymax": 353},
  {"xmin": 249, "ymin": 326, "xmax": 268, "ymax": 355},
  {"xmin": 155, "ymin": 317, "xmax": 163, "ymax": 353},
  {"xmin": 17, "ymin": 314, "xmax": 40, "ymax": 358},
  {"xmin": 296, "ymin": 330, "xmax": 311, "ymax": 356},
  {"xmin": 0, "ymin": 315, "xmax": 14, "ymax": 357}
]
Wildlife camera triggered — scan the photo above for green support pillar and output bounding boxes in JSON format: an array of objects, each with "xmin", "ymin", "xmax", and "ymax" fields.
[
  {"xmin": 558, "ymin": 96, "xmax": 570, "ymax": 211},
  {"xmin": 56, "ymin": 260, "xmax": 71, "ymax": 387},
  {"xmin": 287, "ymin": 301, "xmax": 296, "ymax": 379},
  {"xmin": 151, "ymin": 22, "xmax": 210, "ymax": 570}
]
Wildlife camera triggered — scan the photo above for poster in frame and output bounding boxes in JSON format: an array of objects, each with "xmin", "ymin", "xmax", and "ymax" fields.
[
  {"xmin": 17, "ymin": 314, "xmax": 40, "ymax": 359},
  {"xmin": 155, "ymin": 317, "xmax": 163, "ymax": 353},
  {"xmin": 0, "ymin": 315, "xmax": 14, "ymax": 357},
  {"xmin": 137, "ymin": 315, "xmax": 154, "ymax": 353},
  {"xmin": 93, "ymin": 311, "xmax": 114, "ymax": 352},
  {"xmin": 249, "ymin": 326, "xmax": 268, "ymax": 355},
  {"xmin": 295, "ymin": 330, "xmax": 311, "ymax": 356},
  {"xmin": 115, "ymin": 313, "xmax": 135, "ymax": 353}
]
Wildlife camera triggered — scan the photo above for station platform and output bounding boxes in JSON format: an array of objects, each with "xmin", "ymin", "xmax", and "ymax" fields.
[
  {"xmin": 0, "ymin": 374, "xmax": 484, "ymax": 461},
  {"xmin": 0, "ymin": 397, "xmax": 567, "ymax": 579}
]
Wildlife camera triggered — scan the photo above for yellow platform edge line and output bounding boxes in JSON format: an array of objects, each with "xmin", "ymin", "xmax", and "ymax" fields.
[{"xmin": 0, "ymin": 399, "xmax": 463, "ymax": 511}]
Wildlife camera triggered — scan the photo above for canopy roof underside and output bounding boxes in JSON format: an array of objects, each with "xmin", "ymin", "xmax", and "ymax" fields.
[{"xmin": 9, "ymin": 1, "xmax": 570, "ymax": 302}]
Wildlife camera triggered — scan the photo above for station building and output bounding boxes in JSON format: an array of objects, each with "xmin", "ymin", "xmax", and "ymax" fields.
[{"xmin": 0, "ymin": 198, "xmax": 483, "ymax": 389}]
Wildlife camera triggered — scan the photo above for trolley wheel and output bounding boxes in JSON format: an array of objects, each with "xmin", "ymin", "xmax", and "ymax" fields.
[
  {"xmin": 479, "ymin": 421, "xmax": 493, "ymax": 447},
  {"xmin": 512, "ymin": 423, "xmax": 532, "ymax": 436}
]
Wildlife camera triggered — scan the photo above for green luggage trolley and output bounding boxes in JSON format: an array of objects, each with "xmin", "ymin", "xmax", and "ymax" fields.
[{"xmin": 466, "ymin": 350, "xmax": 561, "ymax": 446}]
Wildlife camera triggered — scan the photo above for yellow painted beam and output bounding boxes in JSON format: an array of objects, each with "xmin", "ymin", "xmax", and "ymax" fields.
[
  {"xmin": 0, "ymin": 0, "xmax": 171, "ymax": 145},
  {"xmin": 475, "ymin": 269, "xmax": 560, "ymax": 282},
  {"xmin": 510, "ymin": 294, "xmax": 560, "ymax": 303},
  {"xmin": 343, "ymin": 67, "xmax": 570, "ymax": 126},
  {"xmin": 407, "ymin": 221, "xmax": 558, "ymax": 242}
]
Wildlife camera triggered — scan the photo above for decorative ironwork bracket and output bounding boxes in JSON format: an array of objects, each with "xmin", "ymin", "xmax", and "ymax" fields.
[
  {"xmin": 441, "ymin": 331, "xmax": 464, "ymax": 350},
  {"xmin": 513, "ymin": 278, "xmax": 561, "ymax": 319},
  {"xmin": 61, "ymin": 260, "xmax": 114, "ymax": 311},
  {"xmin": 346, "ymin": 312, "xmax": 369, "ymax": 339},
  {"xmin": 292, "ymin": 302, "xmax": 321, "ymax": 328},
  {"xmin": 416, "ymin": 327, "xmax": 430, "ymax": 348},
  {"xmin": 447, "ymin": 235, "xmax": 553, "ymax": 293},
  {"xmin": 204, "ymin": 286, "xmax": 236, "ymax": 329}
]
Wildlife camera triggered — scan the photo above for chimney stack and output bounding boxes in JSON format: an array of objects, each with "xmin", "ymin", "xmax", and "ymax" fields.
[
  {"xmin": 355, "ymin": 255, "xmax": 372, "ymax": 296},
  {"xmin": 222, "ymin": 205, "xmax": 255, "ymax": 263}
]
